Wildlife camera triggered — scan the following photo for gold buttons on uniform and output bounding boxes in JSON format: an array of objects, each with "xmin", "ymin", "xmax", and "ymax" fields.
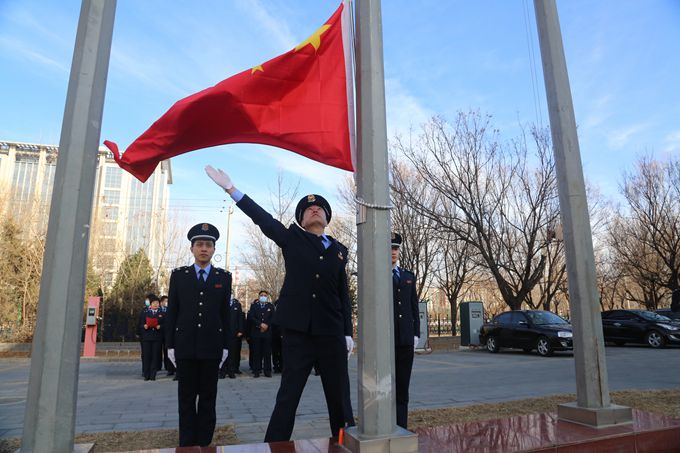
[
  {"xmin": 200, "ymin": 291, "xmax": 204, "ymax": 295},
  {"xmin": 199, "ymin": 313, "xmax": 202, "ymax": 317},
  {"xmin": 199, "ymin": 302, "xmax": 203, "ymax": 306},
  {"xmin": 198, "ymin": 323, "xmax": 202, "ymax": 327},
  {"xmin": 312, "ymin": 294, "xmax": 316, "ymax": 298},
  {"xmin": 399, "ymin": 315, "xmax": 402, "ymax": 318},
  {"xmin": 315, "ymin": 274, "xmax": 320, "ymax": 279},
  {"xmin": 319, "ymin": 256, "xmax": 324, "ymax": 260}
]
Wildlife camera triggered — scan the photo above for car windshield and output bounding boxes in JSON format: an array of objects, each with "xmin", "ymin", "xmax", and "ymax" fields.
[
  {"xmin": 526, "ymin": 311, "xmax": 569, "ymax": 325},
  {"xmin": 638, "ymin": 311, "xmax": 671, "ymax": 322}
]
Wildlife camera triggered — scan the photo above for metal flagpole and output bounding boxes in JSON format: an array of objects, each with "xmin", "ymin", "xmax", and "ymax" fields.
[
  {"xmin": 21, "ymin": 1, "xmax": 116, "ymax": 451},
  {"xmin": 344, "ymin": 0, "xmax": 417, "ymax": 450},
  {"xmin": 533, "ymin": 0, "xmax": 631, "ymax": 427}
]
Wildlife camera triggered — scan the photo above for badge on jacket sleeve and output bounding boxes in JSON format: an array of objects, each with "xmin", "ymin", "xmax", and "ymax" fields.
[
  {"xmin": 338, "ymin": 251, "xmax": 344, "ymax": 261},
  {"xmin": 215, "ymin": 284, "xmax": 223, "ymax": 288}
]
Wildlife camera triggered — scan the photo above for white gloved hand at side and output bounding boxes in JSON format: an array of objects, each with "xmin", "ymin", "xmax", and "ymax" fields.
[
  {"xmin": 414, "ymin": 336, "xmax": 420, "ymax": 352},
  {"xmin": 168, "ymin": 348, "xmax": 176, "ymax": 367},
  {"xmin": 205, "ymin": 165, "xmax": 233, "ymax": 190},
  {"xmin": 345, "ymin": 336, "xmax": 354, "ymax": 359},
  {"xmin": 219, "ymin": 349, "xmax": 229, "ymax": 368}
]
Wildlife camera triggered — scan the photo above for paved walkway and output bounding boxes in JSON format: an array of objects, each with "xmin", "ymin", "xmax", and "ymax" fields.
[{"xmin": 1, "ymin": 347, "xmax": 679, "ymax": 443}]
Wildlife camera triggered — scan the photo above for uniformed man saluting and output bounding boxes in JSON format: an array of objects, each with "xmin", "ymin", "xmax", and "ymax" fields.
[
  {"xmin": 206, "ymin": 165, "xmax": 353, "ymax": 442},
  {"xmin": 165, "ymin": 223, "xmax": 232, "ymax": 447},
  {"xmin": 391, "ymin": 232, "xmax": 420, "ymax": 429}
]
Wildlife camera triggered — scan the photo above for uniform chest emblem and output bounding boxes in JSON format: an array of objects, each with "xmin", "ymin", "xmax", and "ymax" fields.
[
  {"xmin": 215, "ymin": 284, "xmax": 223, "ymax": 288},
  {"xmin": 406, "ymin": 279, "xmax": 413, "ymax": 284},
  {"xmin": 267, "ymin": 308, "xmax": 271, "ymax": 312},
  {"xmin": 338, "ymin": 251, "xmax": 344, "ymax": 261}
]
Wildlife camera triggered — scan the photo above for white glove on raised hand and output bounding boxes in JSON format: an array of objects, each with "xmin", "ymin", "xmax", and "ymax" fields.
[
  {"xmin": 345, "ymin": 336, "xmax": 354, "ymax": 359},
  {"xmin": 168, "ymin": 348, "xmax": 176, "ymax": 367},
  {"xmin": 219, "ymin": 349, "xmax": 229, "ymax": 368},
  {"xmin": 414, "ymin": 336, "xmax": 420, "ymax": 352},
  {"xmin": 205, "ymin": 165, "xmax": 233, "ymax": 191}
]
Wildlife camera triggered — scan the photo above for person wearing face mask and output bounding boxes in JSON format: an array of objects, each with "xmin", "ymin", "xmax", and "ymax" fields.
[
  {"xmin": 219, "ymin": 297, "xmax": 245, "ymax": 379},
  {"xmin": 139, "ymin": 295, "xmax": 164, "ymax": 381},
  {"xmin": 248, "ymin": 291, "xmax": 275, "ymax": 378},
  {"xmin": 206, "ymin": 166, "xmax": 354, "ymax": 442},
  {"xmin": 390, "ymin": 232, "xmax": 420, "ymax": 430},
  {"xmin": 164, "ymin": 223, "xmax": 232, "ymax": 447}
]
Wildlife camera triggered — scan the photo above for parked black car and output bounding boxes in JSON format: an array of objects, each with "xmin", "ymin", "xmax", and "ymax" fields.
[
  {"xmin": 601, "ymin": 309, "xmax": 680, "ymax": 348},
  {"xmin": 655, "ymin": 308, "xmax": 680, "ymax": 321},
  {"xmin": 480, "ymin": 310, "xmax": 573, "ymax": 357}
]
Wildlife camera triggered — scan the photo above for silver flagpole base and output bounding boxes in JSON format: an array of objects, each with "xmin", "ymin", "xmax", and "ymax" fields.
[{"xmin": 343, "ymin": 426, "xmax": 418, "ymax": 453}]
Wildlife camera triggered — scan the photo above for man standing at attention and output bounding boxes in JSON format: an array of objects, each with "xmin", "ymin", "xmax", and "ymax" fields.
[
  {"xmin": 165, "ymin": 223, "xmax": 231, "ymax": 447},
  {"xmin": 205, "ymin": 165, "xmax": 353, "ymax": 442},
  {"xmin": 248, "ymin": 290, "xmax": 276, "ymax": 378},
  {"xmin": 391, "ymin": 232, "xmax": 420, "ymax": 430}
]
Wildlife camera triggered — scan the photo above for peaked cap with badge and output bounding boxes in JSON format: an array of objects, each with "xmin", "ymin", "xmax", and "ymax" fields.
[
  {"xmin": 187, "ymin": 222, "xmax": 220, "ymax": 243},
  {"xmin": 391, "ymin": 232, "xmax": 403, "ymax": 248},
  {"xmin": 295, "ymin": 194, "xmax": 332, "ymax": 225}
]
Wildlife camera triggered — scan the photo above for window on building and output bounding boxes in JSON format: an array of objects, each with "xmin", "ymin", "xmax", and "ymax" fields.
[
  {"xmin": 103, "ymin": 189, "xmax": 120, "ymax": 205},
  {"xmin": 104, "ymin": 166, "xmax": 122, "ymax": 189},
  {"xmin": 12, "ymin": 153, "xmax": 39, "ymax": 203},
  {"xmin": 104, "ymin": 206, "xmax": 118, "ymax": 221}
]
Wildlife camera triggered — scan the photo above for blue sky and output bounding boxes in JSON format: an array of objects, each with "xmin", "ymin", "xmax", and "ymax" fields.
[{"xmin": 1, "ymin": 0, "xmax": 679, "ymax": 268}]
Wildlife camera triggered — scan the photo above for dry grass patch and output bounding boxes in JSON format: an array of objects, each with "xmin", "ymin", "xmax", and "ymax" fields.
[
  {"xmin": 0, "ymin": 424, "xmax": 237, "ymax": 453},
  {"xmin": 409, "ymin": 389, "xmax": 680, "ymax": 430}
]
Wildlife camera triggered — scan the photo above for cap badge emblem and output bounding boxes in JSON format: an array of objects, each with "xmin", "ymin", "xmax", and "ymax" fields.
[
  {"xmin": 201, "ymin": 223, "xmax": 209, "ymax": 231},
  {"xmin": 307, "ymin": 194, "xmax": 316, "ymax": 202}
]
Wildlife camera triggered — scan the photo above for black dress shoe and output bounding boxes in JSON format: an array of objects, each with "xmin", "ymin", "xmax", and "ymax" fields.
[
  {"xmin": 144, "ymin": 376, "xmax": 150, "ymax": 381},
  {"xmin": 264, "ymin": 372, "xmax": 272, "ymax": 377},
  {"xmin": 150, "ymin": 375, "xmax": 156, "ymax": 381},
  {"xmin": 219, "ymin": 373, "xmax": 226, "ymax": 379},
  {"xmin": 167, "ymin": 371, "xmax": 175, "ymax": 376},
  {"xmin": 235, "ymin": 370, "xmax": 242, "ymax": 374},
  {"xmin": 253, "ymin": 373, "xmax": 260, "ymax": 378},
  {"xmin": 173, "ymin": 375, "xmax": 178, "ymax": 381},
  {"xmin": 228, "ymin": 373, "xmax": 236, "ymax": 379}
]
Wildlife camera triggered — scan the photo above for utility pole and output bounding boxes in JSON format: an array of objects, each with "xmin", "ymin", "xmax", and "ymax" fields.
[
  {"xmin": 344, "ymin": 0, "xmax": 417, "ymax": 451},
  {"xmin": 21, "ymin": 1, "xmax": 116, "ymax": 451},
  {"xmin": 225, "ymin": 203, "xmax": 235, "ymax": 271},
  {"xmin": 533, "ymin": 0, "xmax": 631, "ymax": 427}
]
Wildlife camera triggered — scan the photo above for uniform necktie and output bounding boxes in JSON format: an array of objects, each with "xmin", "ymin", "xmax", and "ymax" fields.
[
  {"xmin": 393, "ymin": 268, "xmax": 400, "ymax": 285},
  {"xmin": 198, "ymin": 269, "xmax": 206, "ymax": 282}
]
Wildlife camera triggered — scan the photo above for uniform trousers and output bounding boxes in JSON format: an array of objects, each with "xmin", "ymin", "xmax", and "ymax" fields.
[
  {"xmin": 227, "ymin": 337, "xmax": 243, "ymax": 373},
  {"xmin": 176, "ymin": 359, "xmax": 219, "ymax": 447},
  {"xmin": 395, "ymin": 345, "xmax": 415, "ymax": 429},
  {"xmin": 264, "ymin": 330, "xmax": 347, "ymax": 442},
  {"xmin": 141, "ymin": 340, "xmax": 162, "ymax": 379},
  {"xmin": 251, "ymin": 336, "xmax": 272, "ymax": 374}
]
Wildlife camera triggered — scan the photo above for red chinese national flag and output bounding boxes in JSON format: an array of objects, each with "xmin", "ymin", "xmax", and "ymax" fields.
[{"xmin": 105, "ymin": 2, "xmax": 355, "ymax": 182}]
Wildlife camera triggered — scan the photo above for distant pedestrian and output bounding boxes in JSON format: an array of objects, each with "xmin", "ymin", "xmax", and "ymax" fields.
[
  {"xmin": 159, "ymin": 295, "xmax": 176, "ymax": 377},
  {"xmin": 138, "ymin": 295, "xmax": 164, "ymax": 381},
  {"xmin": 248, "ymin": 291, "xmax": 275, "ymax": 378}
]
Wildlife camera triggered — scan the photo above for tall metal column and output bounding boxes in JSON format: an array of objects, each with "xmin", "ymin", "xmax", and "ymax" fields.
[
  {"xmin": 533, "ymin": 0, "xmax": 631, "ymax": 427},
  {"xmin": 21, "ymin": 1, "xmax": 116, "ymax": 451},
  {"xmin": 344, "ymin": 0, "xmax": 417, "ymax": 450}
]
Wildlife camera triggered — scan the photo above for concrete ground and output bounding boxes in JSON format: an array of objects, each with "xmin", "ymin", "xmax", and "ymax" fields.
[{"xmin": 1, "ymin": 346, "xmax": 679, "ymax": 444}]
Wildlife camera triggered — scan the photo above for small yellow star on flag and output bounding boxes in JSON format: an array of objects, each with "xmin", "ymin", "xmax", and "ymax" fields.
[
  {"xmin": 295, "ymin": 24, "xmax": 331, "ymax": 52},
  {"xmin": 251, "ymin": 65, "xmax": 264, "ymax": 74}
]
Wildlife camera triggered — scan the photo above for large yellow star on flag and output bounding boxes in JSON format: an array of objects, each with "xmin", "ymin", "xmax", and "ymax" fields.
[{"xmin": 294, "ymin": 24, "xmax": 331, "ymax": 52}]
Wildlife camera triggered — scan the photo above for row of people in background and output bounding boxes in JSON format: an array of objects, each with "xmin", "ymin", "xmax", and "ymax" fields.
[{"xmin": 217, "ymin": 291, "xmax": 282, "ymax": 379}]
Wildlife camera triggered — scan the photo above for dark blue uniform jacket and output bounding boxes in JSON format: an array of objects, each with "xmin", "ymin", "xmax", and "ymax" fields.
[{"xmin": 237, "ymin": 195, "xmax": 352, "ymax": 337}]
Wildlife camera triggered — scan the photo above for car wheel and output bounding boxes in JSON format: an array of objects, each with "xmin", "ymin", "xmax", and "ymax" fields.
[
  {"xmin": 486, "ymin": 336, "xmax": 500, "ymax": 353},
  {"xmin": 536, "ymin": 336, "xmax": 553, "ymax": 357},
  {"xmin": 645, "ymin": 330, "xmax": 666, "ymax": 348}
]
